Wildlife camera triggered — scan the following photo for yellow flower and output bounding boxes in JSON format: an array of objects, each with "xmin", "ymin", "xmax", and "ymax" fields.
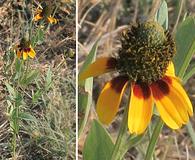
[
  {"xmin": 15, "ymin": 38, "xmax": 36, "ymax": 60},
  {"xmin": 34, "ymin": 5, "xmax": 57, "ymax": 24},
  {"xmin": 79, "ymin": 21, "xmax": 193, "ymax": 135}
]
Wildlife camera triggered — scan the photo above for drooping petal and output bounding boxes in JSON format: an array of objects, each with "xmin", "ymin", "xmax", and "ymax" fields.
[
  {"xmin": 23, "ymin": 51, "xmax": 28, "ymax": 60},
  {"xmin": 151, "ymin": 76, "xmax": 192, "ymax": 129},
  {"xmin": 79, "ymin": 57, "xmax": 117, "ymax": 81},
  {"xmin": 165, "ymin": 61, "xmax": 175, "ymax": 76},
  {"xmin": 163, "ymin": 76, "xmax": 193, "ymax": 116},
  {"xmin": 28, "ymin": 46, "xmax": 36, "ymax": 58},
  {"xmin": 16, "ymin": 50, "xmax": 22, "ymax": 59},
  {"xmin": 47, "ymin": 16, "xmax": 57, "ymax": 24},
  {"xmin": 128, "ymin": 83, "xmax": 153, "ymax": 134},
  {"xmin": 34, "ymin": 13, "xmax": 43, "ymax": 21},
  {"xmin": 96, "ymin": 76, "xmax": 129, "ymax": 124}
]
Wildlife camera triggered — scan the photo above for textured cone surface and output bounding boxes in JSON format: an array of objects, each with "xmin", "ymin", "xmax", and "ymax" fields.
[
  {"xmin": 41, "ymin": 4, "xmax": 53, "ymax": 17},
  {"xmin": 19, "ymin": 38, "xmax": 31, "ymax": 49},
  {"xmin": 117, "ymin": 21, "xmax": 176, "ymax": 84}
]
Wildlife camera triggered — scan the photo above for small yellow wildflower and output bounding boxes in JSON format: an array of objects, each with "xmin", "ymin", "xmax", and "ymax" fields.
[
  {"xmin": 34, "ymin": 4, "xmax": 57, "ymax": 24},
  {"xmin": 15, "ymin": 38, "xmax": 36, "ymax": 60}
]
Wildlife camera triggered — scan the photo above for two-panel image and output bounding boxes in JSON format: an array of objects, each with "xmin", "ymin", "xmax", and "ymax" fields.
[{"xmin": 0, "ymin": 0, "xmax": 195, "ymax": 159}]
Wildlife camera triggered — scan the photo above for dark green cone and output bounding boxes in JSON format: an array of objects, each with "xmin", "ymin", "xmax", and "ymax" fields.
[{"xmin": 117, "ymin": 21, "xmax": 176, "ymax": 84}]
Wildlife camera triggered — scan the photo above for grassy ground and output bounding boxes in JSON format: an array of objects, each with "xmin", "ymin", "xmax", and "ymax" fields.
[
  {"xmin": 78, "ymin": 0, "xmax": 195, "ymax": 159},
  {"xmin": 0, "ymin": 0, "xmax": 75, "ymax": 159}
]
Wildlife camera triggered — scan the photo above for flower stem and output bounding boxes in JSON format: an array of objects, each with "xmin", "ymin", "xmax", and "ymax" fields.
[
  {"xmin": 145, "ymin": 118, "xmax": 164, "ymax": 160},
  {"xmin": 110, "ymin": 93, "xmax": 130, "ymax": 160},
  {"xmin": 110, "ymin": 105, "xmax": 128, "ymax": 160},
  {"xmin": 110, "ymin": 88, "xmax": 145, "ymax": 160}
]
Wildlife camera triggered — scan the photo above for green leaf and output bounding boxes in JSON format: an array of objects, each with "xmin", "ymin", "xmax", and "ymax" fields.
[
  {"xmin": 45, "ymin": 67, "xmax": 52, "ymax": 91},
  {"xmin": 183, "ymin": 61, "xmax": 195, "ymax": 83},
  {"xmin": 32, "ymin": 90, "xmax": 42, "ymax": 103},
  {"xmin": 78, "ymin": 41, "xmax": 99, "ymax": 137},
  {"xmin": 155, "ymin": 0, "xmax": 168, "ymax": 29},
  {"xmin": 18, "ymin": 112, "xmax": 37, "ymax": 123},
  {"xmin": 5, "ymin": 82, "xmax": 16, "ymax": 98},
  {"xmin": 83, "ymin": 120, "xmax": 114, "ymax": 160},
  {"xmin": 174, "ymin": 16, "xmax": 195, "ymax": 78},
  {"xmin": 15, "ymin": 58, "xmax": 22, "ymax": 73},
  {"xmin": 145, "ymin": 118, "xmax": 164, "ymax": 160},
  {"xmin": 20, "ymin": 70, "xmax": 39, "ymax": 86},
  {"xmin": 31, "ymin": 28, "xmax": 44, "ymax": 46},
  {"xmin": 186, "ymin": 122, "xmax": 195, "ymax": 148},
  {"xmin": 37, "ymin": 29, "xmax": 44, "ymax": 44}
]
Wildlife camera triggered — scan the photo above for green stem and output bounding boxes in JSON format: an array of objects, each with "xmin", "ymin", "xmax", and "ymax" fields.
[
  {"xmin": 145, "ymin": 118, "xmax": 164, "ymax": 160},
  {"xmin": 186, "ymin": 122, "xmax": 195, "ymax": 148},
  {"xmin": 110, "ymin": 105, "xmax": 129, "ymax": 160},
  {"xmin": 110, "ymin": 89, "xmax": 145, "ymax": 160},
  {"xmin": 148, "ymin": 123, "xmax": 156, "ymax": 160},
  {"xmin": 12, "ymin": 132, "xmax": 17, "ymax": 158}
]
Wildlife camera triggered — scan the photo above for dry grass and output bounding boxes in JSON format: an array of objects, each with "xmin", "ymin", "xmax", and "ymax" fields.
[
  {"xmin": 78, "ymin": 0, "xmax": 195, "ymax": 159},
  {"xmin": 0, "ymin": 0, "xmax": 76, "ymax": 159}
]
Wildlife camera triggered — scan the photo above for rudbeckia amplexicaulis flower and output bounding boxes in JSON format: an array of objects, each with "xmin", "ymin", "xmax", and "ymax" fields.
[
  {"xmin": 34, "ymin": 4, "xmax": 57, "ymax": 24},
  {"xmin": 15, "ymin": 38, "xmax": 36, "ymax": 60},
  {"xmin": 79, "ymin": 21, "xmax": 193, "ymax": 135}
]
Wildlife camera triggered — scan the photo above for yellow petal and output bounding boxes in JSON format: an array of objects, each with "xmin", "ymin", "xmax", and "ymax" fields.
[
  {"xmin": 34, "ymin": 13, "xmax": 43, "ymax": 21},
  {"xmin": 79, "ymin": 57, "xmax": 117, "ymax": 81},
  {"xmin": 151, "ymin": 77, "xmax": 192, "ymax": 129},
  {"xmin": 164, "ymin": 76, "xmax": 193, "ymax": 116},
  {"xmin": 47, "ymin": 16, "xmax": 57, "ymax": 24},
  {"xmin": 128, "ymin": 83, "xmax": 153, "ymax": 134},
  {"xmin": 28, "ymin": 46, "xmax": 36, "ymax": 58},
  {"xmin": 16, "ymin": 50, "xmax": 22, "ymax": 59},
  {"xmin": 96, "ymin": 76, "xmax": 129, "ymax": 124},
  {"xmin": 165, "ymin": 61, "xmax": 175, "ymax": 76},
  {"xmin": 23, "ymin": 51, "xmax": 28, "ymax": 60}
]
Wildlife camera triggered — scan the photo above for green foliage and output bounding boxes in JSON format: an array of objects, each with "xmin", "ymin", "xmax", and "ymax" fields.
[
  {"xmin": 83, "ymin": 120, "xmax": 114, "ymax": 160},
  {"xmin": 18, "ymin": 112, "xmax": 37, "ymax": 123},
  {"xmin": 45, "ymin": 67, "xmax": 53, "ymax": 91},
  {"xmin": 20, "ymin": 69, "xmax": 40, "ymax": 86},
  {"xmin": 5, "ymin": 82, "xmax": 17, "ymax": 99},
  {"xmin": 78, "ymin": 41, "xmax": 98, "ymax": 136},
  {"xmin": 155, "ymin": 0, "xmax": 168, "ymax": 30},
  {"xmin": 174, "ymin": 16, "xmax": 195, "ymax": 78},
  {"xmin": 31, "ymin": 28, "xmax": 45, "ymax": 46}
]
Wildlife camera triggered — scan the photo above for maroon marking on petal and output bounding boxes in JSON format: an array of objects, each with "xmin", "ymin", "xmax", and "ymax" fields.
[
  {"xmin": 110, "ymin": 76, "xmax": 129, "ymax": 93},
  {"xmin": 133, "ymin": 85, "xmax": 142, "ymax": 99},
  {"xmin": 133, "ymin": 83, "xmax": 151, "ymax": 99},
  {"xmin": 40, "ymin": 12, "xmax": 44, "ymax": 17},
  {"xmin": 23, "ymin": 48, "xmax": 31, "ymax": 52},
  {"xmin": 162, "ymin": 76, "xmax": 172, "ymax": 84},
  {"xmin": 151, "ymin": 80, "xmax": 170, "ymax": 100},
  {"xmin": 106, "ymin": 58, "xmax": 117, "ymax": 69}
]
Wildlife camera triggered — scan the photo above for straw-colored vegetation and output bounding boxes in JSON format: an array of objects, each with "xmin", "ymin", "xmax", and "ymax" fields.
[{"xmin": 0, "ymin": 0, "xmax": 76, "ymax": 159}]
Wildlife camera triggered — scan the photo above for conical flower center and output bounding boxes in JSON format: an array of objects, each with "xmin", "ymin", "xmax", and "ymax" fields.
[
  {"xmin": 41, "ymin": 4, "xmax": 53, "ymax": 18},
  {"xmin": 19, "ymin": 38, "xmax": 31, "ymax": 50},
  {"xmin": 117, "ymin": 21, "xmax": 176, "ymax": 84}
]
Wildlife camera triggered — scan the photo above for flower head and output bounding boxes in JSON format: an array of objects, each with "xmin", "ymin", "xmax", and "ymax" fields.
[
  {"xmin": 79, "ymin": 21, "xmax": 193, "ymax": 135},
  {"xmin": 34, "ymin": 4, "xmax": 57, "ymax": 24},
  {"xmin": 15, "ymin": 38, "xmax": 36, "ymax": 60}
]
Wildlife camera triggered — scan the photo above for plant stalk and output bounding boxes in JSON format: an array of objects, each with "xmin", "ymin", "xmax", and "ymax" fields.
[
  {"xmin": 145, "ymin": 118, "xmax": 164, "ymax": 160},
  {"xmin": 110, "ymin": 92, "xmax": 130, "ymax": 160}
]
